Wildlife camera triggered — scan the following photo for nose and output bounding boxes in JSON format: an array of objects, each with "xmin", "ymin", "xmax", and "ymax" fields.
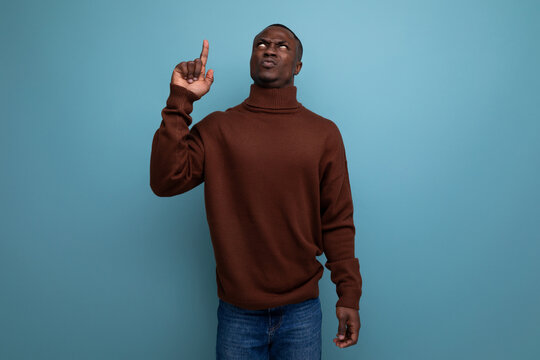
[{"xmin": 264, "ymin": 43, "xmax": 277, "ymax": 56}]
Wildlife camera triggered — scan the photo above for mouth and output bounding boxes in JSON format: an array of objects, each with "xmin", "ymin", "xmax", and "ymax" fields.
[{"xmin": 261, "ymin": 59, "xmax": 277, "ymax": 68}]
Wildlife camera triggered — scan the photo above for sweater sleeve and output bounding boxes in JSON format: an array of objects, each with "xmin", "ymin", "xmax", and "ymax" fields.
[
  {"xmin": 320, "ymin": 125, "xmax": 363, "ymax": 310},
  {"xmin": 150, "ymin": 83, "xmax": 205, "ymax": 197}
]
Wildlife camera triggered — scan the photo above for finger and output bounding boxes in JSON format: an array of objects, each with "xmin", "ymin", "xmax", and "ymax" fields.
[
  {"xmin": 336, "ymin": 328, "xmax": 351, "ymax": 341},
  {"xmin": 334, "ymin": 329, "xmax": 351, "ymax": 345},
  {"xmin": 179, "ymin": 62, "xmax": 188, "ymax": 79},
  {"xmin": 200, "ymin": 39, "xmax": 209, "ymax": 69},
  {"xmin": 187, "ymin": 61, "xmax": 196, "ymax": 82},
  {"xmin": 350, "ymin": 322, "xmax": 359, "ymax": 344},
  {"xmin": 174, "ymin": 62, "xmax": 183, "ymax": 77},
  {"xmin": 337, "ymin": 318, "xmax": 347, "ymax": 340},
  {"xmin": 334, "ymin": 337, "xmax": 350, "ymax": 347},
  {"xmin": 205, "ymin": 68, "xmax": 214, "ymax": 85},
  {"xmin": 338, "ymin": 339, "xmax": 354, "ymax": 348},
  {"xmin": 193, "ymin": 58, "xmax": 202, "ymax": 80}
]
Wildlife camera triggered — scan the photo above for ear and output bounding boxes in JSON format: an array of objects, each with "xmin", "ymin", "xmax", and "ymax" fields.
[{"xmin": 294, "ymin": 61, "xmax": 303, "ymax": 75}]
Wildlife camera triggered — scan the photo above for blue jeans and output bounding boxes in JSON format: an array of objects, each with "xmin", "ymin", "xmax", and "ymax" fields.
[{"xmin": 216, "ymin": 296, "xmax": 322, "ymax": 360}]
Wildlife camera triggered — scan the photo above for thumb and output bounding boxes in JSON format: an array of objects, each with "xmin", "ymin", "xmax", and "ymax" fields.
[
  {"xmin": 337, "ymin": 316, "xmax": 347, "ymax": 340},
  {"xmin": 205, "ymin": 69, "xmax": 214, "ymax": 85}
]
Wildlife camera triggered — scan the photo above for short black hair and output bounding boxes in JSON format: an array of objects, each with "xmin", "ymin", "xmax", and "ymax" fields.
[{"xmin": 258, "ymin": 23, "xmax": 303, "ymax": 62}]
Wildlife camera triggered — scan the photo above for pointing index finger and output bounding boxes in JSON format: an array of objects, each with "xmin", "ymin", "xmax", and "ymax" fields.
[{"xmin": 200, "ymin": 39, "xmax": 209, "ymax": 68}]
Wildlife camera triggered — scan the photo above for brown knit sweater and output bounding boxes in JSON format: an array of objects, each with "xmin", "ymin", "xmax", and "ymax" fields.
[{"xmin": 150, "ymin": 82, "xmax": 362, "ymax": 310}]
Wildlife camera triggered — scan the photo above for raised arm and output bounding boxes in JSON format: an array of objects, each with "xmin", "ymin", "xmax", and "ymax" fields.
[{"xmin": 150, "ymin": 40, "xmax": 215, "ymax": 196}]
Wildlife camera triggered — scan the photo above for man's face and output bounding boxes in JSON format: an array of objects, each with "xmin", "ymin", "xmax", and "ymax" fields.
[{"xmin": 250, "ymin": 26, "xmax": 302, "ymax": 88}]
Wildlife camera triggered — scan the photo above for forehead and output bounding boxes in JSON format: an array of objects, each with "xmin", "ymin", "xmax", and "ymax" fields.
[{"xmin": 254, "ymin": 27, "xmax": 295, "ymax": 42}]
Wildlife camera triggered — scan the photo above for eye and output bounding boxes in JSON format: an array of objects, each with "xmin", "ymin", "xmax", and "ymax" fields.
[{"xmin": 256, "ymin": 42, "xmax": 288, "ymax": 49}]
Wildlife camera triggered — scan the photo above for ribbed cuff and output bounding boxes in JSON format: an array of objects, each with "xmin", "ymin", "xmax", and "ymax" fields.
[
  {"xmin": 336, "ymin": 288, "xmax": 362, "ymax": 310},
  {"xmin": 325, "ymin": 257, "xmax": 362, "ymax": 310},
  {"xmin": 167, "ymin": 83, "xmax": 201, "ymax": 109}
]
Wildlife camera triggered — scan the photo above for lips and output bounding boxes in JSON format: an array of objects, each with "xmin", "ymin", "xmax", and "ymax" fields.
[{"xmin": 261, "ymin": 59, "xmax": 277, "ymax": 68}]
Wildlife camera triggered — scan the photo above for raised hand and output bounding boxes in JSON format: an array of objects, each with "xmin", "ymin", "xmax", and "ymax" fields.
[{"xmin": 171, "ymin": 39, "xmax": 214, "ymax": 98}]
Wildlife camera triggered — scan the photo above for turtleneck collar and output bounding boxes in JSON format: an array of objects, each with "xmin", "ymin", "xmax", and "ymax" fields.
[{"xmin": 242, "ymin": 83, "xmax": 301, "ymax": 111}]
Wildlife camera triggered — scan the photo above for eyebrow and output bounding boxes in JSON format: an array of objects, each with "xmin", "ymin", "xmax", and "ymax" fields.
[{"xmin": 256, "ymin": 38, "xmax": 290, "ymax": 44}]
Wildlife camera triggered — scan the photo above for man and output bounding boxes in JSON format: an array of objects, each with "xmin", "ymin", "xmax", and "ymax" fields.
[{"xmin": 150, "ymin": 24, "xmax": 362, "ymax": 359}]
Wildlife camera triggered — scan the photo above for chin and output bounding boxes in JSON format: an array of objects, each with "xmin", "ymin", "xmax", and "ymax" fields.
[{"xmin": 256, "ymin": 74, "xmax": 280, "ymax": 83}]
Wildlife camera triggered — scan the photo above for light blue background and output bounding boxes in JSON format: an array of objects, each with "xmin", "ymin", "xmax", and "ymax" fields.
[{"xmin": 1, "ymin": 0, "xmax": 539, "ymax": 359}]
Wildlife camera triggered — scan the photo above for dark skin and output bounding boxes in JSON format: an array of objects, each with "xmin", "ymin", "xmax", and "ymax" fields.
[
  {"xmin": 171, "ymin": 26, "xmax": 360, "ymax": 349},
  {"xmin": 249, "ymin": 26, "xmax": 302, "ymax": 88}
]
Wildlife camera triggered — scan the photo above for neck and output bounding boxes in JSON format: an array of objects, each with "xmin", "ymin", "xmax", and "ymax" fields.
[{"xmin": 242, "ymin": 82, "xmax": 300, "ymax": 110}]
